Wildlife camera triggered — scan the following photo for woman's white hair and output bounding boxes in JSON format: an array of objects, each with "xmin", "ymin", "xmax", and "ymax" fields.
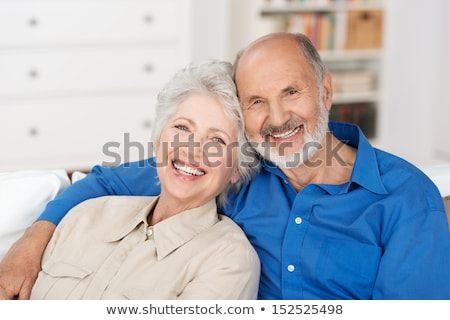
[{"xmin": 151, "ymin": 59, "xmax": 259, "ymax": 208}]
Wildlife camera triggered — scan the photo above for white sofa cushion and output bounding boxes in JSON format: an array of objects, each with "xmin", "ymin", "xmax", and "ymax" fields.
[{"xmin": 0, "ymin": 170, "xmax": 70, "ymax": 260}]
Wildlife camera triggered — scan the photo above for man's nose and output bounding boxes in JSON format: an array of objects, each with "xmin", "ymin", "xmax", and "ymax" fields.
[{"xmin": 267, "ymin": 101, "xmax": 290, "ymax": 127}]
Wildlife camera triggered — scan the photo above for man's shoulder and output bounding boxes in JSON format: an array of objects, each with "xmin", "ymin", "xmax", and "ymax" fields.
[
  {"xmin": 374, "ymin": 148, "xmax": 430, "ymax": 182},
  {"xmin": 374, "ymin": 148, "xmax": 444, "ymax": 207}
]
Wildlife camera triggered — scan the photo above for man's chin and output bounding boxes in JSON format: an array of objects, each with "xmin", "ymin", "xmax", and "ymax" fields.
[{"xmin": 257, "ymin": 150, "xmax": 307, "ymax": 169}]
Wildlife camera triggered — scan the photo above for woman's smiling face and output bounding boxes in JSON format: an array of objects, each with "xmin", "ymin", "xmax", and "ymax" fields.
[{"xmin": 155, "ymin": 93, "xmax": 239, "ymax": 208}]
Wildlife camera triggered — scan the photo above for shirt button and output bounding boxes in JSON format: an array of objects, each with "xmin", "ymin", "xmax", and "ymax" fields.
[
  {"xmin": 295, "ymin": 217, "xmax": 302, "ymax": 224},
  {"xmin": 287, "ymin": 265, "xmax": 295, "ymax": 272},
  {"xmin": 146, "ymin": 228, "xmax": 153, "ymax": 237}
]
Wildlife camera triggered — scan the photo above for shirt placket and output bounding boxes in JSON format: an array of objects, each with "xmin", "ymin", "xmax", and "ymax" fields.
[{"xmin": 281, "ymin": 185, "xmax": 318, "ymax": 299}]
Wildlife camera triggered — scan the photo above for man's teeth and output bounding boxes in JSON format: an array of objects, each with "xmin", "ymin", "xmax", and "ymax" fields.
[
  {"xmin": 173, "ymin": 161, "xmax": 205, "ymax": 176},
  {"xmin": 271, "ymin": 126, "xmax": 301, "ymax": 139}
]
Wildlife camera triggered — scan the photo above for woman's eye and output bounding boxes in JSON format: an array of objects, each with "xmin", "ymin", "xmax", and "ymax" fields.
[
  {"xmin": 174, "ymin": 124, "xmax": 189, "ymax": 131},
  {"xmin": 212, "ymin": 137, "xmax": 226, "ymax": 145}
]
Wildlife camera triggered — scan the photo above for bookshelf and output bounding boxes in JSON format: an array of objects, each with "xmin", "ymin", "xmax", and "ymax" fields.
[{"xmin": 255, "ymin": 0, "xmax": 385, "ymax": 141}]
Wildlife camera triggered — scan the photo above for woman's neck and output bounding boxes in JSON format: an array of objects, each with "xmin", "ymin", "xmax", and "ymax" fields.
[{"xmin": 148, "ymin": 195, "xmax": 208, "ymax": 226}]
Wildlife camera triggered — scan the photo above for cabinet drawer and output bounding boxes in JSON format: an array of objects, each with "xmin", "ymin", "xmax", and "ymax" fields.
[
  {"xmin": 0, "ymin": 45, "xmax": 180, "ymax": 98},
  {"xmin": 0, "ymin": 0, "xmax": 181, "ymax": 47},
  {"xmin": 0, "ymin": 94, "xmax": 157, "ymax": 171}
]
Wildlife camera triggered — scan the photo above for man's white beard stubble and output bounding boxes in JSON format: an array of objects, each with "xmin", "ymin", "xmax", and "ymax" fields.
[{"xmin": 250, "ymin": 98, "xmax": 329, "ymax": 169}]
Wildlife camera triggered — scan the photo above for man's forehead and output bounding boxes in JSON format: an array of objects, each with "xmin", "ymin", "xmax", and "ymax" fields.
[{"xmin": 245, "ymin": 32, "xmax": 297, "ymax": 51}]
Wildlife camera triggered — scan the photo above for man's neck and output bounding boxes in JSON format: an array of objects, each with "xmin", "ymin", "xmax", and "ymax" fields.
[{"xmin": 281, "ymin": 132, "xmax": 357, "ymax": 192}]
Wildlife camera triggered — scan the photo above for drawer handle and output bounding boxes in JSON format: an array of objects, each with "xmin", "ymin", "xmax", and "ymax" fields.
[
  {"xmin": 143, "ymin": 120, "xmax": 152, "ymax": 129},
  {"xmin": 144, "ymin": 15, "xmax": 153, "ymax": 24},
  {"xmin": 28, "ymin": 17, "xmax": 39, "ymax": 27},
  {"xmin": 144, "ymin": 64, "xmax": 154, "ymax": 74},
  {"xmin": 28, "ymin": 127, "xmax": 39, "ymax": 137},
  {"xmin": 28, "ymin": 69, "xmax": 39, "ymax": 79}
]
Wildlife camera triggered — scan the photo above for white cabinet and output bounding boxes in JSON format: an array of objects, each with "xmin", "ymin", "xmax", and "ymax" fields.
[
  {"xmin": 1, "ymin": 94, "xmax": 157, "ymax": 170},
  {"xmin": 0, "ymin": 1, "xmax": 181, "ymax": 46},
  {"xmin": 0, "ymin": 46, "xmax": 178, "ymax": 98},
  {"xmin": 252, "ymin": 0, "xmax": 385, "ymax": 142},
  {"xmin": 0, "ymin": 0, "xmax": 219, "ymax": 171}
]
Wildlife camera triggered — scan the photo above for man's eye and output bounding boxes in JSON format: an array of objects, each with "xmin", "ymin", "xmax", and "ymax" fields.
[
  {"xmin": 288, "ymin": 89, "xmax": 298, "ymax": 95},
  {"xmin": 246, "ymin": 99, "xmax": 263, "ymax": 110}
]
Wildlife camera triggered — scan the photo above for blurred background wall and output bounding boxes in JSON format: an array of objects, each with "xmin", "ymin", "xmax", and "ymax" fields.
[{"xmin": 0, "ymin": 0, "xmax": 448, "ymax": 171}]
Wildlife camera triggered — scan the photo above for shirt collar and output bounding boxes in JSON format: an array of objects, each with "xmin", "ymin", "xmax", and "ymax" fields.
[
  {"xmin": 153, "ymin": 199, "xmax": 219, "ymax": 259},
  {"xmin": 261, "ymin": 121, "xmax": 388, "ymax": 195},
  {"xmin": 331, "ymin": 122, "xmax": 387, "ymax": 195},
  {"xmin": 104, "ymin": 197, "xmax": 157, "ymax": 242},
  {"xmin": 105, "ymin": 197, "xmax": 220, "ymax": 260}
]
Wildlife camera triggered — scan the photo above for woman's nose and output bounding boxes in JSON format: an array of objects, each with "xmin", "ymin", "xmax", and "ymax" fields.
[{"xmin": 185, "ymin": 133, "xmax": 203, "ymax": 161}]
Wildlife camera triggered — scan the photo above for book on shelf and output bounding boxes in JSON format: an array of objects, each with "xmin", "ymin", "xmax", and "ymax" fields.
[
  {"xmin": 285, "ymin": 9, "xmax": 382, "ymax": 50},
  {"xmin": 331, "ymin": 70, "xmax": 376, "ymax": 93},
  {"xmin": 286, "ymin": 12, "xmax": 337, "ymax": 50},
  {"xmin": 345, "ymin": 9, "xmax": 383, "ymax": 49},
  {"xmin": 267, "ymin": 0, "xmax": 384, "ymax": 51},
  {"xmin": 329, "ymin": 102, "xmax": 376, "ymax": 138}
]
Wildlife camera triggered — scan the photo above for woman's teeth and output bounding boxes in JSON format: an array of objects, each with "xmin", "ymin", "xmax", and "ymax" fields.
[{"xmin": 173, "ymin": 161, "xmax": 205, "ymax": 176}]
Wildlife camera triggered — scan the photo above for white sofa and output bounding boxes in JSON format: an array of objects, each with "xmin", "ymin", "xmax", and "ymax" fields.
[
  {"xmin": 0, "ymin": 166, "xmax": 449, "ymax": 260},
  {"xmin": 0, "ymin": 170, "xmax": 71, "ymax": 259}
]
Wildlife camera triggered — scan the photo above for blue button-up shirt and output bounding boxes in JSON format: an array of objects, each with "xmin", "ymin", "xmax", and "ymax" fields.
[{"xmin": 40, "ymin": 122, "xmax": 450, "ymax": 299}]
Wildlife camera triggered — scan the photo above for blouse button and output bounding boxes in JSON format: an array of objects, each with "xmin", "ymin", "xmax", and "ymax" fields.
[
  {"xmin": 287, "ymin": 265, "xmax": 295, "ymax": 272},
  {"xmin": 295, "ymin": 217, "xmax": 303, "ymax": 224},
  {"xmin": 146, "ymin": 228, "xmax": 153, "ymax": 237}
]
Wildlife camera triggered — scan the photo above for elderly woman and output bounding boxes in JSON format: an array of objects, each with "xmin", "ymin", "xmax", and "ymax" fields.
[{"xmin": 30, "ymin": 60, "xmax": 260, "ymax": 300}]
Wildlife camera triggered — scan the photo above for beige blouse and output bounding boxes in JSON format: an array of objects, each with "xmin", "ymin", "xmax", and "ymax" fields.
[{"xmin": 30, "ymin": 196, "xmax": 260, "ymax": 300}]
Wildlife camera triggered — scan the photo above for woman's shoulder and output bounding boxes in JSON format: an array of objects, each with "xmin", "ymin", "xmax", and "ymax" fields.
[
  {"xmin": 61, "ymin": 196, "xmax": 157, "ymax": 230},
  {"xmin": 212, "ymin": 214, "xmax": 257, "ymax": 251}
]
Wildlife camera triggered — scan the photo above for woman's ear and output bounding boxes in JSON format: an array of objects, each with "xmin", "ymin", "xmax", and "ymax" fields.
[{"xmin": 230, "ymin": 168, "xmax": 240, "ymax": 184}]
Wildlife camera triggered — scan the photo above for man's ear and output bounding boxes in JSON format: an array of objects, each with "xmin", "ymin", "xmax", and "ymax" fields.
[{"xmin": 323, "ymin": 72, "xmax": 333, "ymax": 111}]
